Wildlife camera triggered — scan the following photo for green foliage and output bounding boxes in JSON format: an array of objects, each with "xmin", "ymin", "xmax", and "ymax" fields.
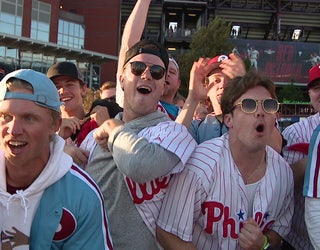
[
  {"xmin": 177, "ymin": 17, "xmax": 233, "ymax": 96},
  {"xmin": 277, "ymin": 83, "xmax": 306, "ymax": 103}
]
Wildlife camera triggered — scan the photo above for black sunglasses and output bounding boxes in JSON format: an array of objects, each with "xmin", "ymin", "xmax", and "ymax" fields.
[
  {"xmin": 234, "ymin": 98, "xmax": 279, "ymax": 114},
  {"xmin": 129, "ymin": 61, "xmax": 166, "ymax": 80}
]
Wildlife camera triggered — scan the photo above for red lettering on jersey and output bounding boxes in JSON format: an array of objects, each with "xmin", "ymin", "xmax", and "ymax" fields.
[
  {"xmin": 202, "ymin": 201, "xmax": 223, "ymax": 234},
  {"xmin": 223, "ymin": 206, "xmax": 237, "ymax": 238},
  {"xmin": 202, "ymin": 201, "xmax": 274, "ymax": 239},
  {"xmin": 126, "ymin": 175, "xmax": 171, "ymax": 204}
]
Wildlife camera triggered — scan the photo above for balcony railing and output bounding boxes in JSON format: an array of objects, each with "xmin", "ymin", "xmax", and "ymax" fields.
[{"xmin": 279, "ymin": 103, "xmax": 315, "ymax": 117}]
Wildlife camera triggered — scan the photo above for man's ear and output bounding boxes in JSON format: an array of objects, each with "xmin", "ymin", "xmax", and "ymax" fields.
[
  {"xmin": 119, "ymin": 74, "xmax": 125, "ymax": 90},
  {"xmin": 223, "ymin": 113, "xmax": 233, "ymax": 128},
  {"xmin": 80, "ymin": 83, "xmax": 87, "ymax": 98}
]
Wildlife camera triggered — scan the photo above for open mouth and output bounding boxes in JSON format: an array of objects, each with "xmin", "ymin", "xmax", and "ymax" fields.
[
  {"xmin": 137, "ymin": 86, "xmax": 151, "ymax": 94},
  {"xmin": 165, "ymin": 81, "xmax": 170, "ymax": 85},
  {"xmin": 256, "ymin": 124, "xmax": 264, "ymax": 133},
  {"xmin": 8, "ymin": 140, "xmax": 27, "ymax": 151}
]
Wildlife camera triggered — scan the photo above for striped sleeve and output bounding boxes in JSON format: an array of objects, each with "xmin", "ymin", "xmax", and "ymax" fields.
[
  {"xmin": 303, "ymin": 125, "xmax": 320, "ymax": 198},
  {"xmin": 70, "ymin": 165, "xmax": 113, "ymax": 249}
]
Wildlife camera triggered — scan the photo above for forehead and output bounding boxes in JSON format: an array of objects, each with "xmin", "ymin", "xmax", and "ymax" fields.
[
  {"xmin": 309, "ymin": 80, "xmax": 320, "ymax": 89},
  {"xmin": 237, "ymin": 86, "xmax": 272, "ymax": 101},
  {"xmin": 0, "ymin": 98, "xmax": 51, "ymax": 116},
  {"xmin": 207, "ymin": 72, "xmax": 224, "ymax": 81},
  {"xmin": 129, "ymin": 53, "xmax": 165, "ymax": 67},
  {"xmin": 51, "ymin": 75, "xmax": 79, "ymax": 85},
  {"xmin": 168, "ymin": 60, "xmax": 179, "ymax": 71}
]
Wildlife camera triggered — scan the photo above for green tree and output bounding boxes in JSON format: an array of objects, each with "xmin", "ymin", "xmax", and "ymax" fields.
[
  {"xmin": 177, "ymin": 17, "xmax": 233, "ymax": 96},
  {"xmin": 277, "ymin": 83, "xmax": 306, "ymax": 103}
]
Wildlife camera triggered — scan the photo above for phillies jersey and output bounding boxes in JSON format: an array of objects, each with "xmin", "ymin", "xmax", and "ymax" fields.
[
  {"xmin": 157, "ymin": 133, "xmax": 294, "ymax": 249},
  {"xmin": 125, "ymin": 120, "xmax": 197, "ymax": 236},
  {"xmin": 282, "ymin": 112, "xmax": 319, "ymax": 250}
]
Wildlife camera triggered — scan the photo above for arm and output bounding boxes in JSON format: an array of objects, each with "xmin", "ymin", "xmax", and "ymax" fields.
[
  {"xmin": 175, "ymin": 58, "xmax": 211, "ymax": 129},
  {"xmin": 116, "ymin": 0, "xmax": 152, "ymax": 106},
  {"xmin": 291, "ymin": 156, "xmax": 308, "ymax": 189},
  {"xmin": 156, "ymin": 226, "xmax": 197, "ymax": 250},
  {"xmin": 109, "ymin": 125, "xmax": 180, "ymax": 182},
  {"xmin": 63, "ymin": 188, "xmax": 113, "ymax": 250},
  {"xmin": 305, "ymin": 197, "xmax": 320, "ymax": 249},
  {"xmin": 94, "ymin": 119, "xmax": 182, "ymax": 183}
]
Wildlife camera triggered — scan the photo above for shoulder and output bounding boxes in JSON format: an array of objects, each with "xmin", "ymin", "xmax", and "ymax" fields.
[
  {"xmin": 58, "ymin": 165, "xmax": 104, "ymax": 200},
  {"xmin": 187, "ymin": 135, "xmax": 229, "ymax": 175}
]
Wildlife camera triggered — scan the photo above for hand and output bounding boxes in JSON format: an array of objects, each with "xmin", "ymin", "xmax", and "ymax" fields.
[
  {"xmin": 187, "ymin": 57, "xmax": 221, "ymax": 103},
  {"xmin": 93, "ymin": 119, "xmax": 124, "ymax": 150},
  {"xmin": 220, "ymin": 53, "xmax": 246, "ymax": 79},
  {"xmin": 64, "ymin": 141, "xmax": 90, "ymax": 168},
  {"xmin": 238, "ymin": 218, "xmax": 265, "ymax": 250},
  {"xmin": 90, "ymin": 105, "xmax": 110, "ymax": 126},
  {"xmin": 58, "ymin": 117, "xmax": 83, "ymax": 139}
]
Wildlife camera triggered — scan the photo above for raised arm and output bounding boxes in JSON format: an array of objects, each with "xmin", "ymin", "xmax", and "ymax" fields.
[{"xmin": 116, "ymin": 0, "xmax": 152, "ymax": 107}]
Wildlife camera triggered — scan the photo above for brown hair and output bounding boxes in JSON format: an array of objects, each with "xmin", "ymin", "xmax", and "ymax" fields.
[
  {"xmin": 221, "ymin": 70, "xmax": 276, "ymax": 117},
  {"xmin": 100, "ymin": 81, "xmax": 116, "ymax": 91}
]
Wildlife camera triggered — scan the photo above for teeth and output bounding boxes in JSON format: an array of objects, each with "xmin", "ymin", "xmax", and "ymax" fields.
[
  {"xmin": 61, "ymin": 98, "xmax": 71, "ymax": 102},
  {"xmin": 9, "ymin": 141, "xmax": 26, "ymax": 146},
  {"xmin": 139, "ymin": 86, "xmax": 151, "ymax": 91}
]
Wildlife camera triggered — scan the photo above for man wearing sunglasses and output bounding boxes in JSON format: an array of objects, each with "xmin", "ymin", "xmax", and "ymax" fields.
[
  {"xmin": 115, "ymin": 0, "xmax": 183, "ymax": 121},
  {"xmin": 282, "ymin": 64, "xmax": 320, "ymax": 250},
  {"xmin": 156, "ymin": 70, "xmax": 293, "ymax": 249},
  {"xmin": 85, "ymin": 38, "xmax": 196, "ymax": 249}
]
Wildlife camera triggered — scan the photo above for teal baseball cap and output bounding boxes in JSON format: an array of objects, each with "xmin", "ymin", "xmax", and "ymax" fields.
[{"xmin": 0, "ymin": 69, "xmax": 62, "ymax": 112}]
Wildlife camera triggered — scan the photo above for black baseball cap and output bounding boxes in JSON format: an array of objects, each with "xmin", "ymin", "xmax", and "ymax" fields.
[
  {"xmin": 47, "ymin": 62, "xmax": 85, "ymax": 85},
  {"xmin": 123, "ymin": 39, "xmax": 169, "ymax": 70}
]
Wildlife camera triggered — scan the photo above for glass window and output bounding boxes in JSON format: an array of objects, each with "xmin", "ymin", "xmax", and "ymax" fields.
[
  {"xmin": 58, "ymin": 19, "xmax": 85, "ymax": 49},
  {"xmin": 0, "ymin": 0, "xmax": 23, "ymax": 35},
  {"xmin": 31, "ymin": 0, "xmax": 50, "ymax": 42}
]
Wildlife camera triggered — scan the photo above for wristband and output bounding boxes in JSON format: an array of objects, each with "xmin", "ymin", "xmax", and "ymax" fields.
[{"xmin": 262, "ymin": 235, "xmax": 271, "ymax": 250}]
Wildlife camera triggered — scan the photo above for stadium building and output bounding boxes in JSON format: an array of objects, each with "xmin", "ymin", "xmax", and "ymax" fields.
[{"xmin": 1, "ymin": 0, "xmax": 319, "ymax": 117}]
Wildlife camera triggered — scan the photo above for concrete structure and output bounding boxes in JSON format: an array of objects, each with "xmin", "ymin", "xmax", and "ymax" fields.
[{"xmin": 0, "ymin": 0, "xmax": 319, "ymax": 89}]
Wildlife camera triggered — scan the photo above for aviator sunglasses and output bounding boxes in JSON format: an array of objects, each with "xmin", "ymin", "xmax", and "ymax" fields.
[
  {"xmin": 234, "ymin": 98, "xmax": 279, "ymax": 114},
  {"xmin": 129, "ymin": 61, "xmax": 166, "ymax": 80}
]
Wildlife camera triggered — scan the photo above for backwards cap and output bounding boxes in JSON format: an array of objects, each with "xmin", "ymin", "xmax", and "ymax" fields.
[
  {"xmin": 0, "ymin": 69, "xmax": 62, "ymax": 112},
  {"xmin": 307, "ymin": 64, "xmax": 320, "ymax": 88},
  {"xmin": 123, "ymin": 39, "xmax": 169, "ymax": 70}
]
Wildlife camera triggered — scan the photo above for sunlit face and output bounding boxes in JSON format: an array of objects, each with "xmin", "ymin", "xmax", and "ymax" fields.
[
  {"xmin": 0, "ymin": 89, "xmax": 60, "ymax": 170},
  {"xmin": 120, "ymin": 53, "xmax": 166, "ymax": 121},
  {"xmin": 163, "ymin": 60, "xmax": 180, "ymax": 101},
  {"xmin": 309, "ymin": 82, "xmax": 320, "ymax": 113},
  {"xmin": 52, "ymin": 76, "xmax": 86, "ymax": 118},
  {"xmin": 224, "ymin": 86, "xmax": 276, "ymax": 153},
  {"xmin": 207, "ymin": 72, "xmax": 228, "ymax": 115},
  {"xmin": 100, "ymin": 88, "xmax": 116, "ymax": 100}
]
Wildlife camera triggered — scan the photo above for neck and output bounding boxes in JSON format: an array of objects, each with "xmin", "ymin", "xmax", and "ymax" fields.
[
  {"xmin": 6, "ymin": 161, "xmax": 46, "ymax": 188},
  {"xmin": 160, "ymin": 97, "xmax": 174, "ymax": 104},
  {"xmin": 61, "ymin": 108, "xmax": 85, "ymax": 119},
  {"xmin": 230, "ymin": 141, "xmax": 266, "ymax": 184}
]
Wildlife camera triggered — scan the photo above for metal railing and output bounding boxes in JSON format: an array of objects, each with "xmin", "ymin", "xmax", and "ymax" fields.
[{"xmin": 279, "ymin": 103, "xmax": 315, "ymax": 117}]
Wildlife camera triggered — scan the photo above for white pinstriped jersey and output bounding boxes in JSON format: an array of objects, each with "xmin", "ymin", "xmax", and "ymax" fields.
[
  {"xmin": 282, "ymin": 112, "xmax": 319, "ymax": 250},
  {"xmin": 125, "ymin": 121, "xmax": 197, "ymax": 236},
  {"xmin": 157, "ymin": 133, "xmax": 294, "ymax": 250},
  {"xmin": 304, "ymin": 124, "xmax": 320, "ymax": 197}
]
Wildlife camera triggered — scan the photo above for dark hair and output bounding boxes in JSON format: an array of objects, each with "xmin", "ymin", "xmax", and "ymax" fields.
[
  {"xmin": 123, "ymin": 39, "xmax": 169, "ymax": 71},
  {"xmin": 221, "ymin": 70, "xmax": 276, "ymax": 117}
]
